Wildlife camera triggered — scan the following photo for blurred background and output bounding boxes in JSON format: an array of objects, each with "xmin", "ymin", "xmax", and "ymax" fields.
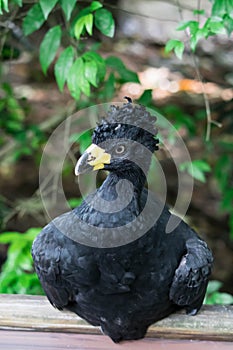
[{"xmin": 0, "ymin": 0, "xmax": 232, "ymax": 303}]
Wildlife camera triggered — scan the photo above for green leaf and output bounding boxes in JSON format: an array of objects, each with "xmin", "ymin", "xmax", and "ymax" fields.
[
  {"xmin": 104, "ymin": 72, "xmax": 115, "ymax": 99},
  {"xmin": 174, "ymin": 41, "xmax": 185, "ymax": 59},
  {"xmin": 120, "ymin": 69, "xmax": 139, "ymax": 83},
  {"xmin": 193, "ymin": 168, "xmax": 206, "ymax": 182},
  {"xmin": 105, "ymin": 55, "xmax": 127, "ymax": 70},
  {"xmin": 85, "ymin": 13, "xmax": 94, "ymax": 36},
  {"xmin": 68, "ymin": 58, "xmax": 91, "ymax": 96},
  {"xmin": 105, "ymin": 56, "xmax": 139, "ymax": 83},
  {"xmin": 68, "ymin": 197, "xmax": 83, "ymax": 208},
  {"xmin": 190, "ymin": 27, "xmax": 209, "ymax": 51},
  {"xmin": 176, "ymin": 20, "xmax": 198, "ymax": 31},
  {"xmin": 78, "ymin": 131, "xmax": 92, "ymax": 152},
  {"xmin": 73, "ymin": 7, "xmax": 91, "ymax": 21},
  {"xmin": 199, "ymin": 26, "xmax": 210, "ymax": 39},
  {"xmin": 193, "ymin": 9, "xmax": 205, "ymax": 15},
  {"xmin": 69, "ymin": 130, "xmax": 91, "ymax": 148},
  {"xmin": 79, "ymin": 75, "xmax": 91, "ymax": 97},
  {"xmin": 74, "ymin": 13, "xmax": 93, "ymax": 40},
  {"xmin": 23, "ymin": 3, "xmax": 45, "ymax": 35},
  {"xmin": 83, "ymin": 51, "xmax": 106, "ymax": 82},
  {"xmin": 84, "ymin": 59, "xmax": 98, "ymax": 87},
  {"xmin": 94, "ymin": 8, "xmax": 115, "ymax": 37},
  {"xmin": 221, "ymin": 188, "xmax": 233, "ymax": 210},
  {"xmin": 39, "ymin": 25, "xmax": 62, "ymax": 74},
  {"xmin": 215, "ymin": 154, "xmax": 230, "ymax": 186},
  {"xmin": 192, "ymin": 159, "xmax": 211, "ymax": 172},
  {"xmin": 55, "ymin": 46, "xmax": 74, "ymax": 92},
  {"xmin": 228, "ymin": 0, "xmax": 233, "ymax": 19},
  {"xmin": 90, "ymin": 1, "xmax": 103, "ymax": 11},
  {"xmin": 176, "ymin": 21, "xmax": 190, "ymax": 31},
  {"xmin": 24, "ymin": 227, "xmax": 41, "ymax": 240},
  {"xmin": 188, "ymin": 160, "xmax": 210, "ymax": 182},
  {"xmin": 67, "ymin": 60, "xmax": 81, "ymax": 100},
  {"xmin": 137, "ymin": 90, "xmax": 153, "ymax": 105},
  {"xmin": 165, "ymin": 39, "xmax": 184, "ymax": 59},
  {"xmin": 74, "ymin": 16, "xmax": 87, "ymax": 39},
  {"xmin": 39, "ymin": 0, "xmax": 58, "ymax": 19},
  {"xmin": 207, "ymin": 280, "xmax": 222, "ymax": 294},
  {"xmin": 67, "ymin": 58, "xmax": 91, "ymax": 99},
  {"xmin": 212, "ymin": 0, "xmax": 226, "ymax": 17},
  {"xmin": 0, "ymin": 232, "xmax": 21, "ymax": 244},
  {"xmin": 99, "ymin": 72, "xmax": 115, "ymax": 100},
  {"xmin": 218, "ymin": 140, "xmax": 233, "ymax": 151},
  {"xmin": 230, "ymin": 213, "xmax": 233, "ymax": 239},
  {"xmin": 223, "ymin": 14, "xmax": 233, "ymax": 35},
  {"xmin": 177, "ymin": 21, "xmax": 199, "ymax": 43},
  {"xmin": 207, "ymin": 18, "xmax": 225, "ymax": 34},
  {"xmin": 189, "ymin": 21, "xmax": 200, "ymax": 34},
  {"xmin": 2, "ymin": 0, "xmax": 9, "ymax": 12},
  {"xmin": 12, "ymin": 0, "xmax": 22, "ymax": 7},
  {"xmin": 2, "ymin": 81, "xmax": 13, "ymax": 94},
  {"xmin": 60, "ymin": 0, "xmax": 77, "ymax": 21},
  {"xmin": 165, "ymin": 39, "xmax": 181, "ymax": 52},
  {"xmin": 179, "ymin": 160, "xmax": 210, "ymax": 183},
  {"xmin": 212, "ymin": 292, "xmax": 233, "ymax": 305},
  {"xmin": 190, "ymin": 38, "xmax": 197, "ymax": 52}
]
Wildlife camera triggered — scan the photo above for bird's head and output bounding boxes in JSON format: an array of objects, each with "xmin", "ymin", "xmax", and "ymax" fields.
[{"xmin": 75, "ymin": 100, "xmax": 159, "ymax": 177}]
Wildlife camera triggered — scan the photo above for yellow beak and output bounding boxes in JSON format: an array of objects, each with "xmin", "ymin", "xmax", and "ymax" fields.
[{"xmin": 75, "ymin": 144, "xmax": 111, "ymax": 176}]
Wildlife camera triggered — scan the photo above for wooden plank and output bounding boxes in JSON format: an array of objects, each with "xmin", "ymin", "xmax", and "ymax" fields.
[
  {"xmin": 1, "ymin": 331, "xmax": 233, "ymax": 350},
  {"xmin": 0, "ymin": 294, "xmax": 232, "ymax": 342}
]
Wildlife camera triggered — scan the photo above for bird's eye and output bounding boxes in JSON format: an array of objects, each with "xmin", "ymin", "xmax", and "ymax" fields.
[{"xmin": 114, "ymin": 144, "xmax": 126, "ymax": 155}]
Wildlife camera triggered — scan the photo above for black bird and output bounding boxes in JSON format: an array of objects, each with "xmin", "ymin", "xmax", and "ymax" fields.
[{"xmin": 32, "ymin": 101, "xmax": 213, "ymax": 342}]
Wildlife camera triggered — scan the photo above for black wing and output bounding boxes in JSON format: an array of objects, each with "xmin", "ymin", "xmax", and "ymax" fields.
[
  {"xmin": 32, "ymin": 221, "xmax": 100, "ymax": 310},
  {"xmin": 32, "ymin": 231, "xmax": 70, "ymax": 309},
  {"xmin": 169, "ymin": 237, "xmax": 213, "ymax": 314}
]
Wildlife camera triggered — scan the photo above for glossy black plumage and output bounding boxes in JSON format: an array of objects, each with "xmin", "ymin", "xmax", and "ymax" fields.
[{"xmin": 32, "ymin": 102, "xmax": 213, "ymax": 342}]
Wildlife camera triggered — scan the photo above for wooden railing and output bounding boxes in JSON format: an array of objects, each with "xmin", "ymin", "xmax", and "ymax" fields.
[{"xmin": 0, "ymin": 294, "xmax": 232, "ymax": 341}]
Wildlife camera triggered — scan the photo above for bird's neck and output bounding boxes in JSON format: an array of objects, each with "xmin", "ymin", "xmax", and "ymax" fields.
[{"xmin": 99, "ymin": 169, "xmax": 146, "ymax": 202}]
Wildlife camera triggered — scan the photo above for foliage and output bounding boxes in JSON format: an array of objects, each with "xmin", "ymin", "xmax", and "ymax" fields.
[
  {"xmin": 69, "ymin": 129, "xmax": 92, "ymax": 154},
  {"xmin": 162, "ymin": 0, "xmax": 233, "ymax": 240},
  {"xmin": 0, "ymin": 228, "xmax": 44, "ymax": 294},
  {"xmin": 0, "ymin": 81, "xmax": 45, "ymax": 160},
  {"xmin": 215, "ymin": 152, "xmax": 233, "ymax": 239},
  {"xmin": 1, "ymin": 1, "xmax": 137, "ymax": 102},
  {"xmin": 179, "ymin": 160, "xmax": 211, "ymax": 183},
  {"xmin": 137, "ymin": 89, "xmax": 233, "ymax": 239},
  {"xmin": 0, "ymin": 82, "xmax": 25, "ymax": 137},
  {"xmin": 165, "ymin": 39, "xmax": 184, "ymax": 60},
  {"xmin": 0, "ymin": 0, "xmax": 137, "ymax": 234},
  {"xmin": 165, "ymin": 0, "xmax": 233, "ymax": 58},
  {"xmin": 204, "ymin": 280, "xmax": 233, "ymax": 305},
  {"xmin": 0, "ymin": 0, "xmax": 9, "ymax": 14},
  {"xmin": 19, "ymin": 0, "xmax": 137, "ymax": 100},
  {"xmin": 67, "ymin": 197, "xmax": 83, "ymax": 209}
]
